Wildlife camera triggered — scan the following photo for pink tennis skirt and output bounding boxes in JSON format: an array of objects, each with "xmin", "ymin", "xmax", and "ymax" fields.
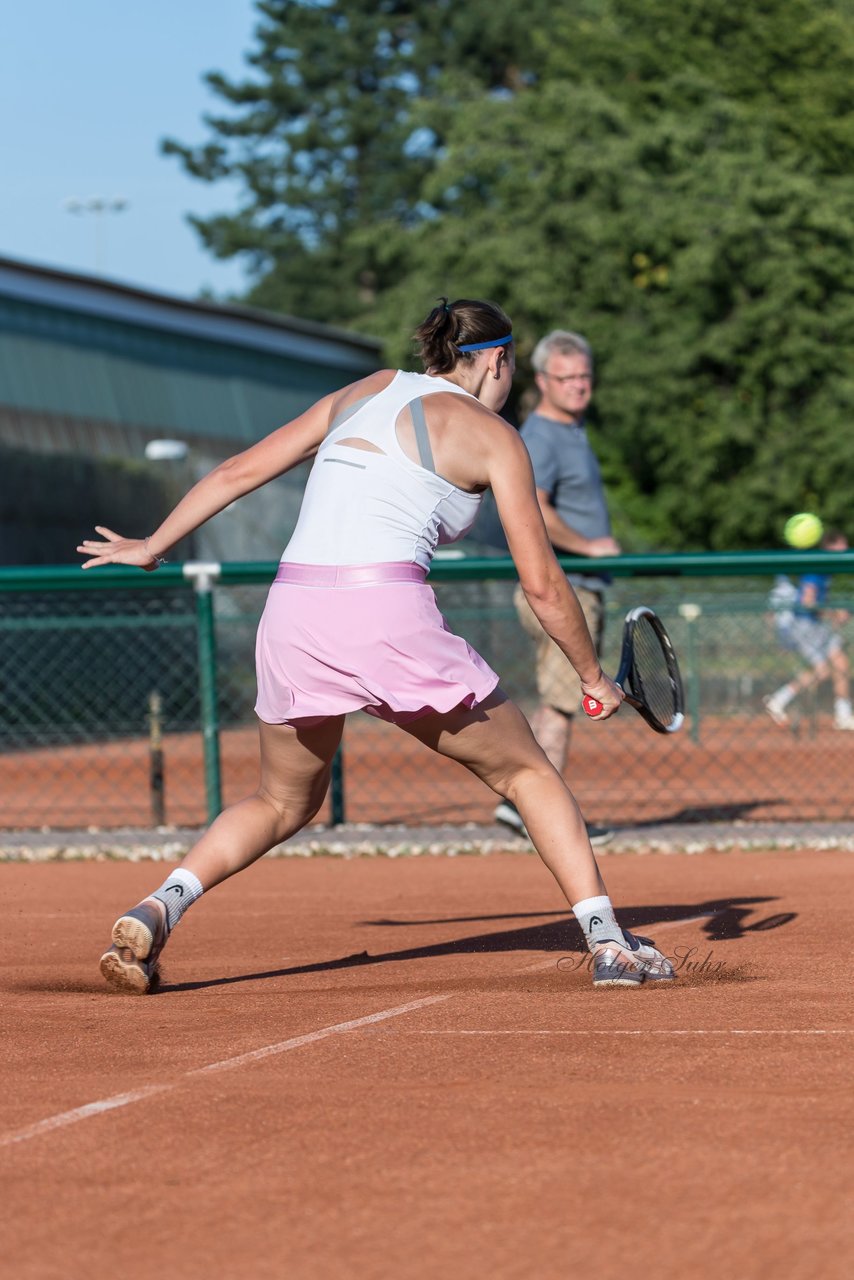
[{"xmin": 254, "ymin": 562, "xmax": 500, "ymax": 726}]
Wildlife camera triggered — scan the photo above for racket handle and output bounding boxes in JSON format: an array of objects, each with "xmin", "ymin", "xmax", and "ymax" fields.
[{"xmin": 582, "ymin": 695, "xmax": 604, "ymax": 717}]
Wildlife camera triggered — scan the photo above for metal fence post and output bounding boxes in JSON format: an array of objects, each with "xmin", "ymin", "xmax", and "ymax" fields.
[
  {"xmin": 147, "ymin": 690, "xmax": 165, "ymax": 827},
  {"xmin": 678, "ymin": 602, "xmax": 702, "ymax": 744},
  {"xmin": 330, "ymin": 744, "xmax": 346, "ymax": 825},
  {"xmin": 184, "ymin": 562, "xmax": 223, "ymax": 822}
]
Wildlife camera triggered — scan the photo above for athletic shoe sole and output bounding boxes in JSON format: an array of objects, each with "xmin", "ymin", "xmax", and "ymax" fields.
[
  {"xmin": 99, "ymin": 945, "xmax": 159, "ymax": 995},
  {"xmin": 112, "ymin": 910, "xmax": 160, "ymax": 959},
  {"xmin": 100, "ymin": 900, "xmax": 168, "ymax": 995}
]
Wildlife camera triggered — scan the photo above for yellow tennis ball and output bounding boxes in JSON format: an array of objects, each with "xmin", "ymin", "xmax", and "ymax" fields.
[{"xmin": 784, "ymin": 513, "xmax": 823, "ymax": 549}]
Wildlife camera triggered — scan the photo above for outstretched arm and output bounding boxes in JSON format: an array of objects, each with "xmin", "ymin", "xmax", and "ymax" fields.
[
  {"xmin": 77, "ymin": 393, "xmax": 336, "ymax": 569},
  {"xmin": 486, "ymin": 424, "xmax": 623, "ymax": 718}
]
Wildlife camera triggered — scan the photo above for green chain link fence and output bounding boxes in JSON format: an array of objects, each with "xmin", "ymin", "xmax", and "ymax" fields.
[{"xmin": 2, "ymin": 552, "xmax": 853, "ymax": 831}]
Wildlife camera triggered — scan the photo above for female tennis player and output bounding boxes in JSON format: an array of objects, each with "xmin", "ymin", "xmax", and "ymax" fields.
[{"xmin": 78, "ymin": 298, "xmax": 674, "ymax": 992}]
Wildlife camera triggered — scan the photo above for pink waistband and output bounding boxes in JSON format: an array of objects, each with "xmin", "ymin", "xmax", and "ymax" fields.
[{"xmin": 274, "ymin": 562, "xmax": 428, "ymax": 587}]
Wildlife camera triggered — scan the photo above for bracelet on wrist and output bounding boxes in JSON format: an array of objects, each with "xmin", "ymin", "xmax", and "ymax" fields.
[{"xmin": 144, "ymin": 537, "xmax": 168, "ymax": 567}]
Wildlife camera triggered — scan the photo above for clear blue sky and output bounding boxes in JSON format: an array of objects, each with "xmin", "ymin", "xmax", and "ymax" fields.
[{"xmin": 0, "ymin": 0, "xmax": 261, "ymax": 300}]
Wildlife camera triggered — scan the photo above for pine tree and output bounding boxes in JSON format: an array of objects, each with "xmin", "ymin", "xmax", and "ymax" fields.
[{"xmin": 163, "ymin": 0, "xmax": 547, "ymax": 323}]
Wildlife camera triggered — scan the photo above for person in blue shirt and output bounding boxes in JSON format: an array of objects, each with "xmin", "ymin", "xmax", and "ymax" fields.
[{"xmin": 764, "ymin": 530, "xmax": 854, "ymax": 729}]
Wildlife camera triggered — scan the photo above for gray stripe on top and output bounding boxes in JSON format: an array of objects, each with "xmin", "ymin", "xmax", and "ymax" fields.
[
  {"xmin": 409, "ymin": 397, "xmax": 436, "ymax": 474},
  {"xmin": 327, "ymin": 393, "xmax": 376, "ymax": 435},
  {"xmin": 322, "ymin": 456, "xmax": 366, "ymax": 470}
]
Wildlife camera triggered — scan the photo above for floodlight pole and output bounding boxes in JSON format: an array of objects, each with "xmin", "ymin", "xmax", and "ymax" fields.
[{"xmin": 63, "ymin": 196, "xmax": 129, "ymax": 274}]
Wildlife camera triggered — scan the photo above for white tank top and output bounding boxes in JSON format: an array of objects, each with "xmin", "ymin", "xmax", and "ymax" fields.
[{"xmin": 281, "ymin": 371, "xmax": 484, "ymax": 569}]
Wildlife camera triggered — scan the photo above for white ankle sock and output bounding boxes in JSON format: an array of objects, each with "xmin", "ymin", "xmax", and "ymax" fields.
[
  {"xmin": 151, "ymin": 868, "xmax": 204, "ymax": 930},
  {"xmin": 572, "ymin": 895, "xmax": 622, "ymax": 948}
]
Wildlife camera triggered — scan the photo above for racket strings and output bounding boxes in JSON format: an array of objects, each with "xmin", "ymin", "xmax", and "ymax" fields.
[{"xmin": 631, "ymin": 617, "xmax": 678, "ymax": 727}]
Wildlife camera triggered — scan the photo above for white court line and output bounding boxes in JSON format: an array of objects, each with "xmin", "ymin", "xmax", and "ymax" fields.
[
  {"xmin": 189, "ymin": 996, "xmax": 450, "ymax": 1076},
  {"xmin": 411, "ymin": 1029, "xmax": 852, "ymax": 1037},
  {"xmin": 0, "ymin": 908, "xmax": 779, "ymax": 1150},
  {"xmin": 0, "ymin": 995, "xmax": 449, "ymax": 1150},
  {"xmin": 0, "ymin": 1084, "xmax": 173, "ymax": 1149}
]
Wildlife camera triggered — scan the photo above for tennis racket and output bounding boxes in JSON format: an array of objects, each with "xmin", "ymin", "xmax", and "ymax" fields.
[{"xmin": 582, "ymin": 606, "xmax": 684, "ymax": 734}]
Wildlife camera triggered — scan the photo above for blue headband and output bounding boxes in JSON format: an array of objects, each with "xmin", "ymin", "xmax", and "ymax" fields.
[{"xmin": 456, "ymin": 334, "xmax": 513, "ymax": 352}]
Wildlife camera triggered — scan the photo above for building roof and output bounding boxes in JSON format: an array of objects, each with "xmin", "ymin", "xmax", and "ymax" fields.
[{"xmin": 0, "ymin": 255, "xmax": 383, "ymax": 444}]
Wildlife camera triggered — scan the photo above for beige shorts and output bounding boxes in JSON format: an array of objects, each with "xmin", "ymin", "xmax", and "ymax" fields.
[{"xmin": 514, "ymin": 583, "xmax": 605, "ymax": 715}]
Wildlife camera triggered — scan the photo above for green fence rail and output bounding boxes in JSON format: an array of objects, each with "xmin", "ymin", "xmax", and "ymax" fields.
[
  {"xmin": 4, "ymin": 549, "xmax": 854, "ymax": 592},
  {"xmin": 3, "ymin": 552, "xmax": 854, "ymax": 831}
]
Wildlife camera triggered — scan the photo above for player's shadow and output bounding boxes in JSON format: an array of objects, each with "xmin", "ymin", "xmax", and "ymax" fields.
[
  {"xmin": 160, "ymin": 896, "xmax": 795, "ymax": 993},
  {"xmin": 362, "ymin": 897, "xmax": 795, "ymax": 943},
  {"xmin": 621, "ymin": 802, "xmax": 784, "ymax": 826}
]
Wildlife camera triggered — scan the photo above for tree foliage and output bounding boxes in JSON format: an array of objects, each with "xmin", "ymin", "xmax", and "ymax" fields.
[
  {"xmin": 163, "ymin": 0, "xmax": 545, "ymax": 319},
  {"xmin": 165, "ymin": 0, "xmax": 854, "ymax": 550}
]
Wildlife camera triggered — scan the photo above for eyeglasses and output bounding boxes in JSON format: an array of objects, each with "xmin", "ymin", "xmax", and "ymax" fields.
[{"xmin": 541, "ymin": 372, "xmax": 592, "ymax": 385}]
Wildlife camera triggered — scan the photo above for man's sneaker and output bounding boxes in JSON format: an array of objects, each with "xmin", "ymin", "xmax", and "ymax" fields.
[
  {"xmin": 494, "ymin": 800, "xmax": 528, "ymax": 836},
  {"xmin": 99, "ymin": 898, "xmax": 170, "ymax": 995},
  {"xmin": 494, "ymin": 800, "xmax": 614, "ymax": 847},
  {"xmin": 834, "ymin": 714, "xmax": 854, "ymax": 730},
  {"xmin": 763, "ymin": 695, "xmax": 790, "ymax": 727},
  {"xmin": 592, "ymin": 929, "xmax": 675, "ymax": 988}
]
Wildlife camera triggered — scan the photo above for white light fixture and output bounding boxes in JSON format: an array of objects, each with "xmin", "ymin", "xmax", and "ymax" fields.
[
  {"xmin": 62, "ymin": 196, "xmax": 129, "ymax": 273},
  {"xmin": 145, "ymin": 439, "xmax": 189, "ymax": 462}
]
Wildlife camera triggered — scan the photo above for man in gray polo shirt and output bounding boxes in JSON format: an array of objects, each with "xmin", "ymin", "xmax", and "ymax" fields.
[{"xmin": 495, "ymin": 329, "xmax": 619, "ymax": 845}]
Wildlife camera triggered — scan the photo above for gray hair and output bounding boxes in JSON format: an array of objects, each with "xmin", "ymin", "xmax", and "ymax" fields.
[{"xmin": 531, "ymin": 329, "xmax": 593, "ymax": 374}]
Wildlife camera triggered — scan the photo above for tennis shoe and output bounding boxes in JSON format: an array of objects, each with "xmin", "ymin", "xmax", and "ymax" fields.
[
  {"xmin": 494, "ymin": 800, "xmax": 528, "ymax": 836},
  {"xmin": 833, "ymin": 713, "xmax": 854, "ymax": 731},
  {"xmin": 99, "ymin": 898, "xmax": 170, "ymax": 995},
  {"xmin": 494, "ymin": 800, "xmax": 614, "ymax": 846},
  {"xmin": 762, "ymin": 695, "xmax": 790, "ymax": 727},
  {"xmin": 592, "ymin": 929, "xmax": 675, "ymax": 988}
]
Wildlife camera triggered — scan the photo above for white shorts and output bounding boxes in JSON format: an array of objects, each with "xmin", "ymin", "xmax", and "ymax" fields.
[{"xmin": 782, "ymin": 617, "xmax": 842, "ymax": 668}]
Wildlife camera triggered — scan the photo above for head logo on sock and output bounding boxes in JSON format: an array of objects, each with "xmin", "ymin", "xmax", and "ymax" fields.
[
  {"xmin": 167, "ymin": 885, "xmax": 184, "ymax": 896},
  {"xmin": 588, "ymin": 916, "xmax": 603, "ymax": 927}
]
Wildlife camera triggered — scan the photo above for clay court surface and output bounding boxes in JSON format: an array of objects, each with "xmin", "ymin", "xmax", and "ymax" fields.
[
  {"xmin": 2, "ymin": 846, "xmax": 852, "ymax": 1279},
  {"xmin": 5, "ymin": 710, "xmax": 854, "ymax": 829}
]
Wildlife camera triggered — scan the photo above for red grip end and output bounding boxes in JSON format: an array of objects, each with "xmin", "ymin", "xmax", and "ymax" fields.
[{"xmin": 582, "ymin": 695, "xmax": 603, "ymax": 717}]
